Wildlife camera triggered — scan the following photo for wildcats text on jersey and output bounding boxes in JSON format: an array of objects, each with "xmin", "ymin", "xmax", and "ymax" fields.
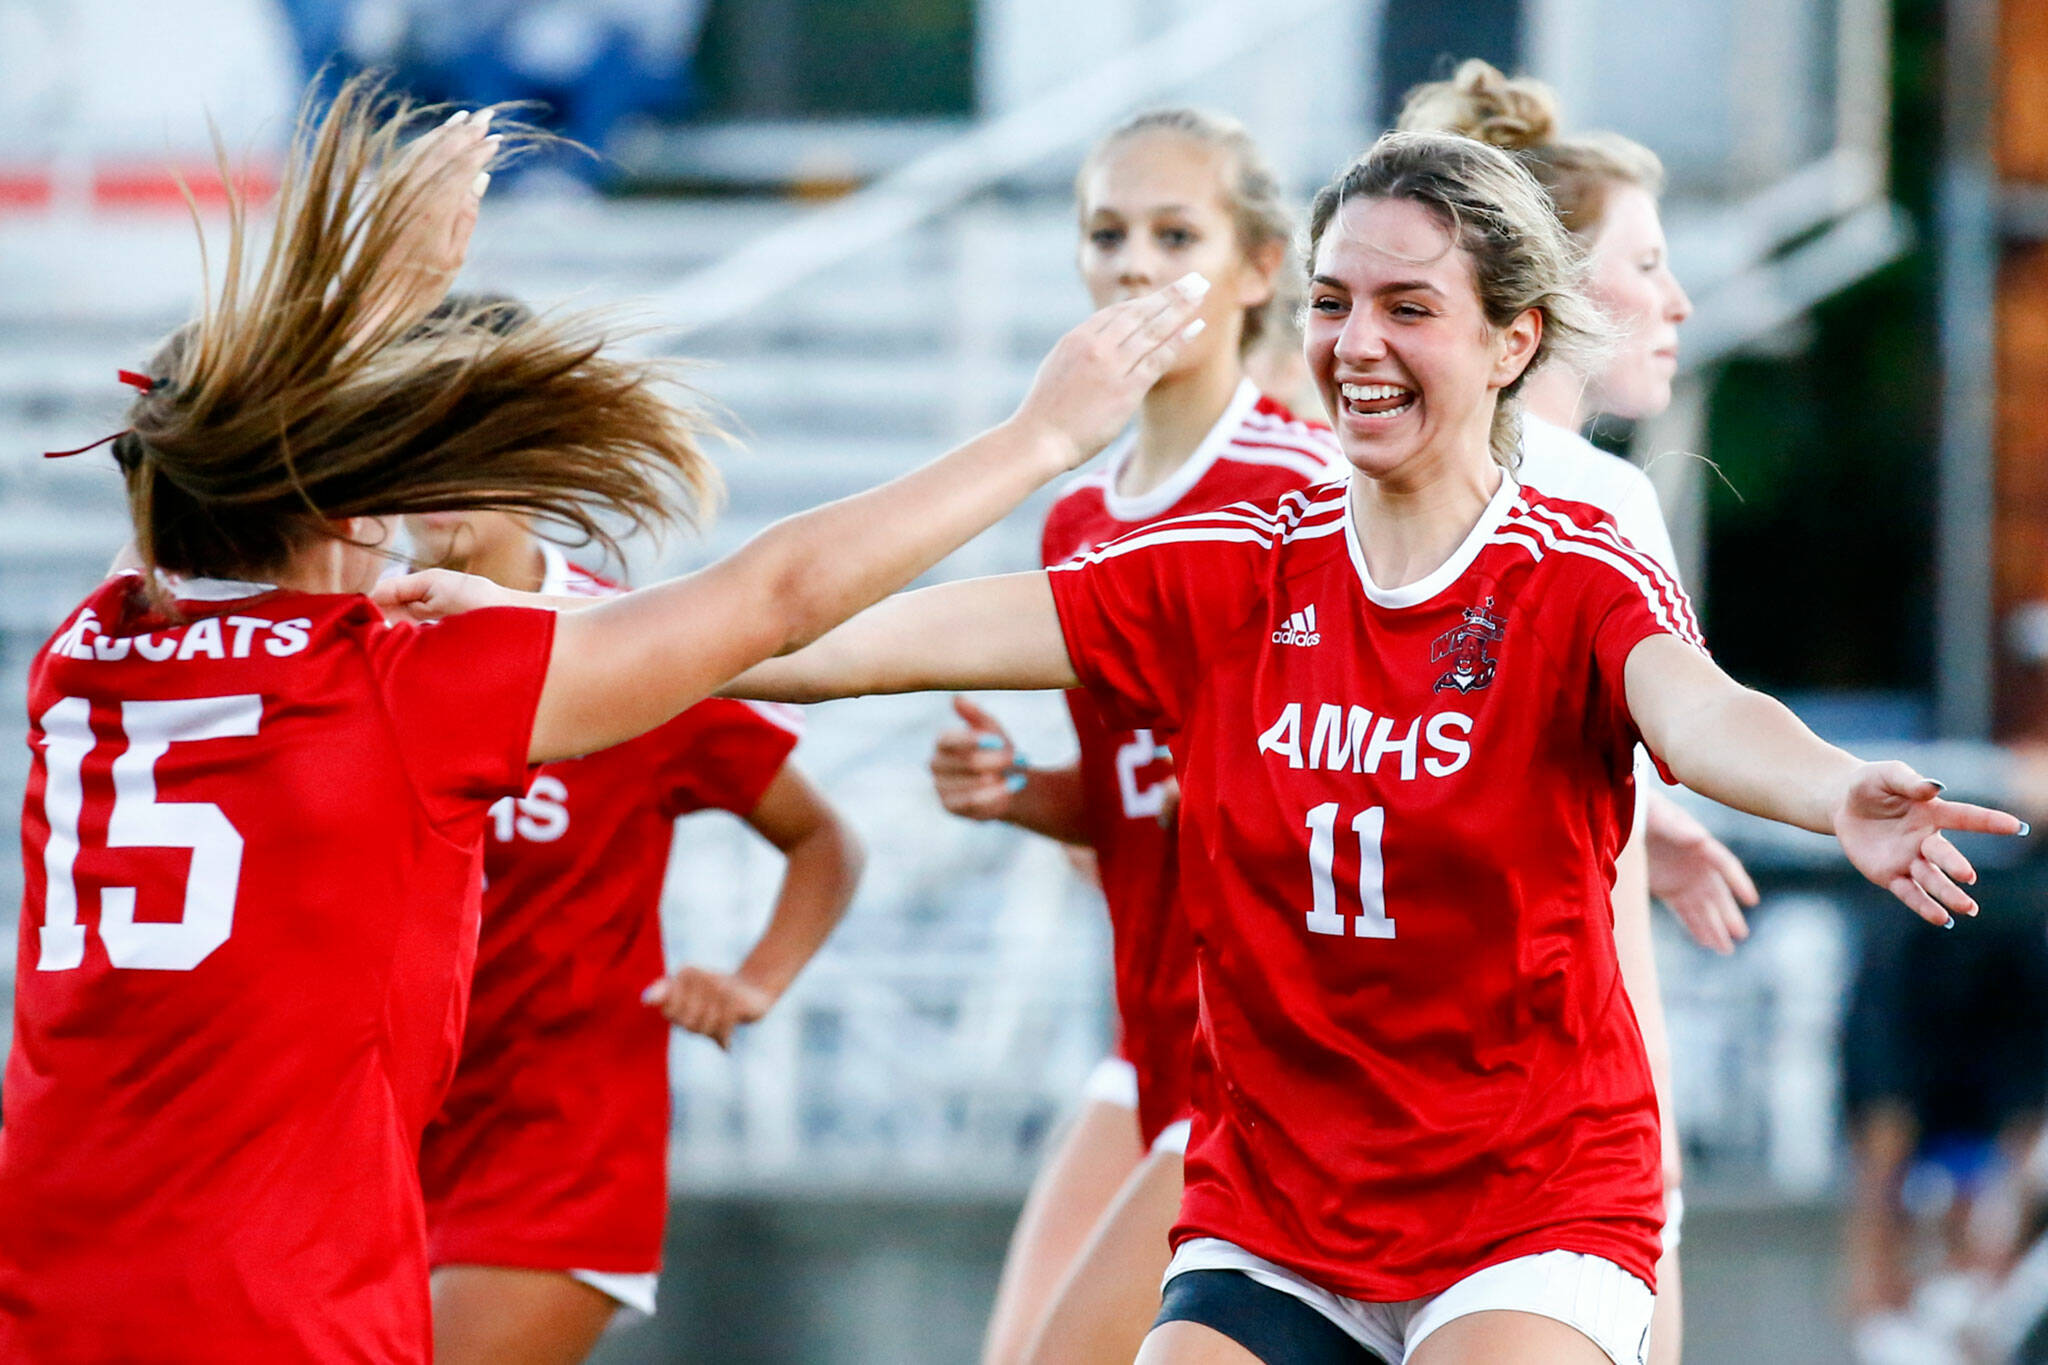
[{"xmin": 49, "ymin": 606, "xmax": 312, "ymax": 662}]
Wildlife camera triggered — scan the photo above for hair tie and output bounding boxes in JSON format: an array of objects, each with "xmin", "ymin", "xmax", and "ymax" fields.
[
  {"xmin": 44, "ymin": 432, "xmax": 126, "ymax": 460},
  {"xmin": 47, "ymin": 369, "xmax": 161, "ymax": 457}
]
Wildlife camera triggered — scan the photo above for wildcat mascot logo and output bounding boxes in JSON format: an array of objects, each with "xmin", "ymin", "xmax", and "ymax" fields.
[{"xmin": 1431, "ymin": 597, "xmax": 1505, "ymax": 694}]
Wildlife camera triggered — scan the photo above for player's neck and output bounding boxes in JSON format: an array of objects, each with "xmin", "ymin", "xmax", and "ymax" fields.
[
  {"xmin": 463, "ymin": 537, "xmax": 548, "ymax": 594},
  {"xmin": 1519, "ymin": 366, "xmax": 1588, "ymax": 432},
  {"xmin": 1347, "ymin": 444, "xmax": 1503, "ymax": 592},
  {"xmin": 1117, "ymin": 359, "xmax": 1244, "ymax": 500}
]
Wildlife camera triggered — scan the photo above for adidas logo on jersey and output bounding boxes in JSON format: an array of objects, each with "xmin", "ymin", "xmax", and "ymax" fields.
[{"xmin": 1272, "ymin": 605, "xmax": 1321, "ymax": 647}]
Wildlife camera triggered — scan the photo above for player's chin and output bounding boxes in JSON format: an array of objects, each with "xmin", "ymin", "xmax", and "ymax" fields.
[{"xmin": 1333, "ymin": 426, "xmax": 1426, "ymax": 479}]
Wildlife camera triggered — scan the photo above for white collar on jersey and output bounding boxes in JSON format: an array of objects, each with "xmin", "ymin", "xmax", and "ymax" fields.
[
  {"xmin": 155, "ymin": 571, "xmax": 278, "ymax": 601},
  {"xmin": 1097, "ymin": 377, "xmax": 1261, "ymax": 523},
  {"xmin": 1342, "ymin": 465, "xmax": 1520, "ymax": 610},
  {"xmin": 537, "ymin": 540, "xmax": 575, "ymax": 597}
]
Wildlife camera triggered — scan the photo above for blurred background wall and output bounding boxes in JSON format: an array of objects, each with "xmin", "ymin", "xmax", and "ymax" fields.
[{"xmin": 3, "ymin": 2, "xmax": 2047, "ymax": 1362}]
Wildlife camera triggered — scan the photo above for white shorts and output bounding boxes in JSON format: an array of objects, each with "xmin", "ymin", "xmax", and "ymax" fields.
[
  {"xmin": 570, "ymin": 1268, "xmax": 658, "ymax": 1316},
  {"xmin": 1663, "ymin": 1189, "xmax": 1683, "ymax": 1253},
  {"xmin": 1164, "ymin": 1238, "xmax": 1654, "ymax": 1365},
  {"xmin": 1082, "ymin": 1055, "xmax": 1140, "ymax": 1110}
]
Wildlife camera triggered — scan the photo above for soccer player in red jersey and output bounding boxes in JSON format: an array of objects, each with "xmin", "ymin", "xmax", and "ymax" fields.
[
  {"xmin": 928, "ymin": 109, "xmax": 1340, "ymax": 1365},
  {"xmin": 1, "ymin": 76, "xmax": 1208, "ymax": 1363},
  {"xmin": 409, "ymin": 504, "xmax": 861, "ymax": 1365},
  {"xmin": 1400, "ymin": 60, "xmax": 1758, "ymax": 1364},
  {"xmin": 643, "ymin": 132, "xmax": 2021, "ymax": 1364}
]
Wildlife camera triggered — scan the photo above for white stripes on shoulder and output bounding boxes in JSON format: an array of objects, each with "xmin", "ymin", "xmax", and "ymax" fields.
[
  {"xmin": 1490, "ymin": 499, "xmax": 1705, "ymax": 649},
  {"xmin": 1048, "ymin": 484, "xmax": 1348, "ymax": 572}
]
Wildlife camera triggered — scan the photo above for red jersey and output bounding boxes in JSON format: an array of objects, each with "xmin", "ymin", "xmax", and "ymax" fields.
[
  {"xmin": 1040, "ymin": 380, "xmax": 1340, "ymax": 1144},
  {"xmin": 421, "ymin": 547, "xmax": 799, "ymax": 1276},
  {"xmin": 2, "ymin": 573, "xmax": 553, "ymax": 1362},
  {"xmin": 1046, "ymin": 473, "xmax": 1701, "ymax": 1298}
]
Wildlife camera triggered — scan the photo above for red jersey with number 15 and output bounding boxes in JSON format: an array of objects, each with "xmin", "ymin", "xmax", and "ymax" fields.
[
  {"xmin": 1040, "ymin": 380, "xmax": 1340, "ymax": 1144},
  {"xmin": 2, "ymin": 574, "xmax": 553, "ymax": 1363},
  {"xmin": 422, "ymin": 547, "xmax": 800, "ymax": 1276},
  {"xmin": 1047, "ymin": 474, "xmax": 1703, "ymax": 1298}
]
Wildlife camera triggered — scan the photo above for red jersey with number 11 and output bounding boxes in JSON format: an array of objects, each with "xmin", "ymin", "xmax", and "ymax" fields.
[
  {"xmin": 1047, "ymin": 473, "xmax": 1701, "ymax": 1298},
  {"xmin": 1041, "ymin": 380, "xmax": 1339, "ymax": 1144},
  {"xmin": 2, "ymin": 574, "xmax": 553, "ymax": 1363}
]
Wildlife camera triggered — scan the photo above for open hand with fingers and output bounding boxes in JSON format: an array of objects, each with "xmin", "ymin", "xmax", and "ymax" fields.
[
  {"xmin": 1013, "ymin": 272, "xmax": 1210, "ymax": 469},
  {"xmin": 1645, "ymin": 792, "xmax": 1758, "ymax": 954},
  {"xmin": 1832, "ymin": 762, "xmax": 2028, "ymax": 928},
  {"xmin": 386, "ymin": 109, "xmax": 501, "ymax": 292},
  {"xmin": 642, "ymin": 967, "xmax": 776, "ymax": 1050}
]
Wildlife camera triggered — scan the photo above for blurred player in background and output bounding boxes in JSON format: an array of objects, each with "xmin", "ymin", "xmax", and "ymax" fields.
[
  {"xmin": 928, "ymin": 107, "xmax": 1340, "ymax": 1365},
  {"xmin": 1399, "ymin": 58, "xmax": 1761, "ymax": 1365},
  {"xmin": 0, "ymin": 71, "xmax": 1209, "ymax": 1361},
  {"xmin": 1836, "ymin": 889, "xmax": 2048, "ymax": 1364},
  {"xmin": 682, "ymin": 129, "xmax": 2025, "ymax": 1365},
  {"xmin": 409, "ymin": 478, "xmax": 861, "ymax": 1363}
]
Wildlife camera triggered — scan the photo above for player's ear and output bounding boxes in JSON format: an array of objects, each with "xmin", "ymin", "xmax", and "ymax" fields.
[
  {"xmin": 1239, "ymin": 236, "xmax": 1287, "ymax": 309},
  {"xmin": 1490, "ymin": 308, "xmax": 1543, "ymax": 390}
]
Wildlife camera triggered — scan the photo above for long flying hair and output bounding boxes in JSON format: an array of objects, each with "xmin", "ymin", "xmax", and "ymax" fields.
[{"xmin": 114, "ymin": 73, "xmax": 719, "ymax": 584}]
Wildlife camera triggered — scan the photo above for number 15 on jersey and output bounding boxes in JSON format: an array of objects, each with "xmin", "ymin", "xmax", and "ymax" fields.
[{"xmin": 35, "ymin": 694, "xmax": 261, "ymax": 972}]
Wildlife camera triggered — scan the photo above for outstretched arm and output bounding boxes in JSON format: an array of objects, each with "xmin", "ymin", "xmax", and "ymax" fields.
[
  {"xmin": 1625, "ymin": 634, "xmax": 2025, "ymax": 926},
  {"xmin": 718, "ymin": 572, "xmax": 1077, "ymax": 703},
  {"xmin": 376, "ymin": 279, "xmax": 1205, "ymax": 762}
]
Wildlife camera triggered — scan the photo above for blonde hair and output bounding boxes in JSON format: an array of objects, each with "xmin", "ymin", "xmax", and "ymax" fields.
[
  {"xmin": 1305, "ymin": 130, "xmax": 1614, "ymax": 468},
  {"xmin": 1075, "ymin": 107, "xmax": 1294, "ymax": 352},
  {"xmin": 1397, "ymin": 59, "xmax": 1664, "ymax": 240},
  {"xmin": 113, "ymin": 74, "xmax": 717, "ymax": 584}
]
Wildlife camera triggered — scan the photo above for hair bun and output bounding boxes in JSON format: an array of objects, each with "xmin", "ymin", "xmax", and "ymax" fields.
[{"xmin": 1397, "ymin": 59, "xmax": 1559, "ymax": 152}]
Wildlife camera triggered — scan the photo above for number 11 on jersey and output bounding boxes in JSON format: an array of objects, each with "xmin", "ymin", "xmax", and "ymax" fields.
[{"xmin": 1304, "ymin": 802, "xmax": 1393, "ymax": 939}]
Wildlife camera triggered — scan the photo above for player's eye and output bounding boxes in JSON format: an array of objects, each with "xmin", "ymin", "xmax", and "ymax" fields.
[
  {"xmin": 1390, "ymin": 301, "xmax": 1432, "ymax": 319},
  {"xmin": 1309, "ymin": 294, "xmax": 1345, "ymax": 315},
  {"xmin": 1088, "ymin": 227, "xmax": 1124, "ymax": 249},
  {"xmin": 1157, "ymin": 226, "xmax": 1197, "ymax": 249}
]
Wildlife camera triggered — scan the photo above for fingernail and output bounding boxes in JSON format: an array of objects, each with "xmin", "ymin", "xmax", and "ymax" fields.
[
  {"xmin": 1942, "ymin": 918, "xmax": 1955, "ymax": 930},
  {"xmin": 472, "ymin": 171, "xmax": 491, "ymax": 197},
  {"xmin": 1175, "ymin": 272, "xmax": 1210, "ymax": 299},
  {"xmin": 640, "ymin": 981, "xmax": 664, "ymax": 1004},
  {"xmin": 444, "ymin": 110, "xmax": 469, "ymax": 127},
  {"xmin": 1005, "ymin": 772, "xmax": 1028, "ymax": 794},
  {"xmin": 1180, "ymin": 319, "xmax": 1207, "ymax": 340},
  {"xmin": 474, "ymin": 109, "xmax": 494, "ymax": 131},
  {"xmin": 976, "ymin": 734, "xmax": 1004, "ymax": 750},
  {"xmin": 1929, "ymin": 780, "xmax": 1946, "ymax": 793},
  {"xmin": 2021, "ymin": 822, "xmax": 2033, "ymax": 837}
]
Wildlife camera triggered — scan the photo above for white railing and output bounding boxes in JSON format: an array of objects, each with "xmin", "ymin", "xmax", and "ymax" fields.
[{"xmin": 642, "ymin": 0, "xmax": 1356, "ymax": 339}]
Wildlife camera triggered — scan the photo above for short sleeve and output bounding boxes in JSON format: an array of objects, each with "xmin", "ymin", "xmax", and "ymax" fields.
[
  {"xmin": 369, "ymin": 605, "xmax": 556, "ymax": 817},
  {"xmin": 1046, "ymin": 535, "xmax": 1204, "ymax": 733},
  {"xmin": 1587, "ymin": 549, "xmax": 1706, "ymax": 785},
  {"xmin": 650, "ymin": 698, "xmax": 803, "ymax": 818}
]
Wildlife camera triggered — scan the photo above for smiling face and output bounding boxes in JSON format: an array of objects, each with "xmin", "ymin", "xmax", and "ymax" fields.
[
  {"xmin": 1076, "ymin": 130, "xmax": 1280, "ymax": 375},
  {"xmin": 1580, "ymin": 184, "xmax": 1691, "ymax": 419},
  {"xmin": 1304, "ymin": 196, "xmax": 1542, "ymax": 481}
]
